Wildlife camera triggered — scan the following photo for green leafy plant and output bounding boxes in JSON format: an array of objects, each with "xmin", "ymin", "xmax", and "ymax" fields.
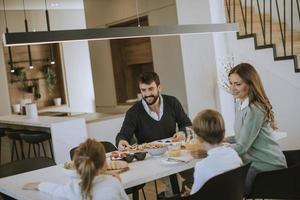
[
  {"xmin": 43, "ymin": 65, "xmax": 57, "ymax": 94},
  {"xmin": 13, "ymin": 68, "xmax": 30, "ymax": 91}
]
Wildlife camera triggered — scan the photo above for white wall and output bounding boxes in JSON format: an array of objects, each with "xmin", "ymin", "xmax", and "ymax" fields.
[
  {"xmin": 84, "ymin": 0, "xmax": 189, "ymax": 111},
  {"xmin": 176, "ymin": 0, "xmax": 218, "ymax": 119},
  {"xmin": 148, "ymin": 5, "xmax": 188, "ymax": 110},
  {"xmin": 210, "ymin": 0, "xmax": 236, "ymax": 135}
]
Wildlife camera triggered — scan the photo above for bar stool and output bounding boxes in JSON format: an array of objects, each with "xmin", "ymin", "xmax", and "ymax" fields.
[
  {"xmin": 5, "ymin": 129, "xmax": 25, "ymax": 161},
  {"xmin": 20, "ymin": 131, "xmax": 54, "ymax": 158},
  {"xmin": 0, "ymin": 128, "xmax": 6, "ymax": 164}
]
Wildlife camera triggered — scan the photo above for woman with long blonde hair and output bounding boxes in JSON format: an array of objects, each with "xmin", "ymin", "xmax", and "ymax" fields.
[
  {"xmin": 24, "ymin": 139, "xmax": 129, "ymax": 200},
  {"xmin": 228, "ymin": 63, "xmax": 287, "ymax": 194}
]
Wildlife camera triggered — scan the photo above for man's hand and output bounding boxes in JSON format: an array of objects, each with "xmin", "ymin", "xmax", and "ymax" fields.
[
  {"xmin": 118, "ymin": 140, "xmax": 130, "ymax": 150},
  {"xmin": 172, "ymin": 131, "xmax": 185, "ymax": 142}
]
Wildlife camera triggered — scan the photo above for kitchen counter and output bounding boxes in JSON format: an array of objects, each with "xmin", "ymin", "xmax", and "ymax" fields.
[
  {"xmin": 0, "ymin": 115, "xmax": 88, "ymax": 164},
  {"xmin": 0, "ymin": 115, "xmax": 75, "ymax": 128}
]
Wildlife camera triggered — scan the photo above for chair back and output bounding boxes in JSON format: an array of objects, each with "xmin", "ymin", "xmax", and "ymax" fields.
[
  {"xmin": 101, "ymin": 141, "xmax": 118, "ymax": 153},
  {"xmin": 283, "ymin": 149, "xmax": 300, "ymax": 167},
  {"xmin": 187, "ymin": 162, "xmax": 250, "ymax": 200},
  {"xmin": 0, "ymin": 157, "xmax": 56, "ymax": 178},
  {"xmin": 246, "ymin": 150, "xmax": 300, "ymax": 199},
  {"xmin": 69, "ymin": 141, "xmax": 117, "ymax": 160},
  {"xmin": 164, "ymin": 163, "xmax": 251, "ymax": 200}
]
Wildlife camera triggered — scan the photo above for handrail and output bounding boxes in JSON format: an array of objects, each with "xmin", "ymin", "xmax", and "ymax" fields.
[{"xmin": 224, "ymin": 0, "xmax": 300, "ymax": 69}]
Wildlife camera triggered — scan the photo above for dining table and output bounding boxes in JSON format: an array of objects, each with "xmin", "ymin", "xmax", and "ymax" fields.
[{"xmin": 0, "ymin": 150, "xmax": 197, "ymax": 200}]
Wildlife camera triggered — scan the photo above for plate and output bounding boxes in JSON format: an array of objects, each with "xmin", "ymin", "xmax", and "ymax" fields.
[
  {"xmin": 161, "ymin": 158, "xmax": 183, "ymax": 165},
  {"xmin": 63, "ymin": 168, "xmax": 79, "ymax": 178}
]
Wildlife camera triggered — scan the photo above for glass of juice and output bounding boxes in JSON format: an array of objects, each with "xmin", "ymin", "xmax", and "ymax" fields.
[{"xmin": 168, "ymin": 142, "xmax": 181, "ymax": 157}]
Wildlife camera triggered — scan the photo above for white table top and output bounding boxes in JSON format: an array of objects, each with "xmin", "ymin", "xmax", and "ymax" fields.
[{"xmin": 0, "ymin": 151, "xmax": 196, "ymax": 200}]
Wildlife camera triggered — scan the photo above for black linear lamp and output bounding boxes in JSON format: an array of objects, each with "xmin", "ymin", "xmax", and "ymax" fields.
[{"xmin": 2, "ymin": 0, "xmax": 15, "ymax": 73}]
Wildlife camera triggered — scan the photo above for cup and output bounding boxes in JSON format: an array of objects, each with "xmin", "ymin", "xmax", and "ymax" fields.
[
  {"xmin": 25, "ymin": 103, "xmax": 38, "ymax": 119},
  {"xmin": 12, "ymin": 104, "xmax": 21, "ymax": 114},
  {"xmin": 53, "ymin": 98, "xmax": 62, "ymax": 106},
  {"xmin": 185, "ymin": 127, "xmax": 199, "ymax": 151},
  {"xmin": 167, "ymin": 142, "xmax": 181, "ymax": 157}
]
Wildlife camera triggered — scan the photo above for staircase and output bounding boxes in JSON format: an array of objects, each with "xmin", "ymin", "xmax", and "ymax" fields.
[{"xmin": 225, "ymin": 0, "xmax": 300, "ymax": 72}]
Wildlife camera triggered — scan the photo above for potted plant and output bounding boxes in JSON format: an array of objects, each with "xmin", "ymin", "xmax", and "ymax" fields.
[
  {"xmin": 13, "ymin": 67, "xmax": 30, "ymax": 92},
  {"xmin": 43, "ymin": 65, "xmax": 57, "ymax": 94}
]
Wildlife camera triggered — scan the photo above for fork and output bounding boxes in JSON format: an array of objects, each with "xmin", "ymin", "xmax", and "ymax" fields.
[{"xmin": 167, "ymin": 157, "xmax": 188, "ymax": 163}]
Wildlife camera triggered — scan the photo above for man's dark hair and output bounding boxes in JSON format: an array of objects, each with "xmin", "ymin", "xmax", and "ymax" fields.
[{"xmin": 138, "ymin": 71, "xmax": 160, "ymax": 86}]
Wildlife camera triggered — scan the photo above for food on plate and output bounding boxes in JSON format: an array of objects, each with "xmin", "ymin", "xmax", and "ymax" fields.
[
  {"xmin": 107, "ymin": 160, "xmax": 129, "ymax": 171},
  {"xmin": 124, "ymin": 144, "xmax": 144, "ymax": 151},
  {"xmin": 64, "ymin": 161, "xmax": 74, "ymax": 169},
  {"xmin": 142, "ymin": 143, "xmax": 165, "ymax": 149}
]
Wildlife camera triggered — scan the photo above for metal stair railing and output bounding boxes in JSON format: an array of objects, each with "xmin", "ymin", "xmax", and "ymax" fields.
[{"xmin": 224, "ymin": 0, "xmax": 300, "ymax": 72}]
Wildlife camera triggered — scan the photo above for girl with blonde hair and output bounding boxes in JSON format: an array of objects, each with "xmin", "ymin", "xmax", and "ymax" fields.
[
  {"xmin": 24, "ymin": 139, "xmax": 129, "ymax": 200},
  {"xmin": 228, "ymin": 63, "xmax": 287, "ymax": 194}
]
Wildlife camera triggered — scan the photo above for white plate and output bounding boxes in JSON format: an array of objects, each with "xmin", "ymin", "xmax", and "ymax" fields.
[
  {"xmin": 161, "ymin": 158, "xmax": 183, "ymax": 165},
  {"xmin": 63, "ymin": 168, "xmax": 79, "ymax": 178}
]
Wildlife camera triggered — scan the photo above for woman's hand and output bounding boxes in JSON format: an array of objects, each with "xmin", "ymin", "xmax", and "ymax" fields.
[
  {"xmin": 23, "ymin": 182, "xmax": 40, "ymax": 190},
  {"xmin": 190, "ymin": 148, "xmax": 207, "ymax": 159}
]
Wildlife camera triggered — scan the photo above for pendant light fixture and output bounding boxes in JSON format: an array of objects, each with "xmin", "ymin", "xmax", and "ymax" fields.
[
  {"xmin": 2, "ymin": 1, "xmax": 238, "ymax": 46},
  {"xmin": 2, "ymin": 0, "xmax": 15, "ymax": 73},
  {"xmin": 3, "ymin": 23, "xmax": 238, "ymax": 46},
  {"xmin": 135, "ymin": 0, "xmax": 141, "ymax": 27},
  {"xmin": 22, "ymin": 0, "xmax": 34, "ymax": 69},
  {"xmin": 44, "ymin": 0, "xmax": 55, "ymax": 65}
]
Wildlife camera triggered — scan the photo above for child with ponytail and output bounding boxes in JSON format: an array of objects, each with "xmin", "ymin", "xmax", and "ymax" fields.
[{"xmin": 24, "ymin": 139, "xmax": 129, "ymax": 200}]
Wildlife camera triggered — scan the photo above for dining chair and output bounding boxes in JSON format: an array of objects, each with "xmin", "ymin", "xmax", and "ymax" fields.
[
  {"xmin": 245, "ymin": 149, "xmax": 300, "ymax": 200},
  {"xmin": 163, "ymin": 162, "xmax": 251, "ymax": 200},
  {"xmin": 0, "ymin": 157, "xmax": 56, "ymax": 200},
  {"xmin": 69, "ymin": 141, "xmax": 147, "ymax": 200}
]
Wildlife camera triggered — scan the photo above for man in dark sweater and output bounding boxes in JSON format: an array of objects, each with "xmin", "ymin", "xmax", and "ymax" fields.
[
  {"xmin": 115, "ymin": 72, "xmax": 193, "ymax": 197},
  {"xmin": 116, "ymin": 72, "xmax": 192, "ymax": 148}
]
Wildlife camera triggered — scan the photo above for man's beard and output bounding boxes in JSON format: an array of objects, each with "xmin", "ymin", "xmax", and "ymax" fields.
[{"xmin": 143, "ymin": 94, "xmax": 160, "ymax": 105}]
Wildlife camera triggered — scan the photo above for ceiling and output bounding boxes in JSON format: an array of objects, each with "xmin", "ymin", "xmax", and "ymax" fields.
[{"xmin": 0, "ymin": 0, "xmax": 84, "ymax": 10}]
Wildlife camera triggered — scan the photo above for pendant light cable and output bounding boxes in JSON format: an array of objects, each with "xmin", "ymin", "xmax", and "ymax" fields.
[
  {"xmin": 135, "ymin": 0, "xmax": 141, "ymax": 27},
  {"xmin": 44, "ymin": 0, "xmax": 55, "ymax": 65},
  {"xmin": 22, "ymin": 0, "xmax": 34, "ymax": 69},
  {"xmin": 2, "ymin": 0, "xmax": 15, "ymax": 73}
]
